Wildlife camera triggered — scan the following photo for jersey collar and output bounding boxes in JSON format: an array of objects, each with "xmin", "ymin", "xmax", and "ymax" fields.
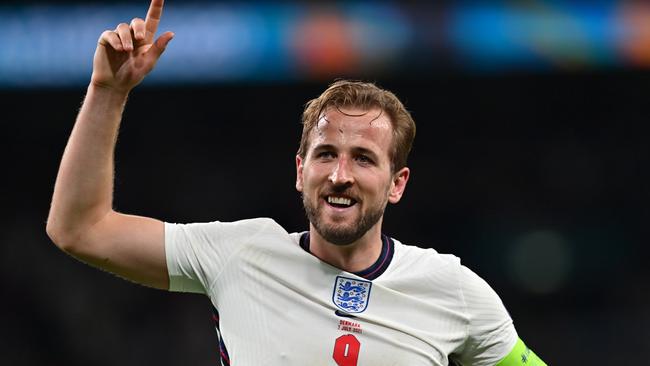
[{"xmin": 299, "ymin": 232, "xmax": 394, "ymax": 280}]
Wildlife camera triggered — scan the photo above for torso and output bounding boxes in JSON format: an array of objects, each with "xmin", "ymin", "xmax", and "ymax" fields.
[{"xmin": 209, "ymin": 224, "xmax": 468, "ymax": 366}]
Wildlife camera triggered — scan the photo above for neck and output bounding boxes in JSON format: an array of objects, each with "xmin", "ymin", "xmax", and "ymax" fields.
[{"xmin": 308, "ymin": 220, "xmax": 384, "ymax": 273}]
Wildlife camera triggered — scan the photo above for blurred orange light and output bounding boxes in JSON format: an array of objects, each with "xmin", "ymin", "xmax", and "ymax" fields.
[
  {"xmin": 290, "ymin": 10, "xmax": 359, "ymax": 77},
  {"xmin": 618, "ymin": 3, "xmax": 650, "ymax": 66}
]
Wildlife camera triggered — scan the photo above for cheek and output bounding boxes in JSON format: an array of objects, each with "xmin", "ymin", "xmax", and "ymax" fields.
[
  {"xmin": 377, "ymin": 176, "xmax": 395, "ymax": 197},
  {"xmin": 301, "ymin": 166, "xmax": 322, "ymax": 189}
]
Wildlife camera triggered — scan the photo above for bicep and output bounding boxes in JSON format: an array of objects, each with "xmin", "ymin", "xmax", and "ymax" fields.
[
  {"xmin": 73, "ymin": 211, "xmax": 169, "ymax": 289},
  {"xmin": 455, "ymin": 265, "xmax": 518, "ymax": 365}
]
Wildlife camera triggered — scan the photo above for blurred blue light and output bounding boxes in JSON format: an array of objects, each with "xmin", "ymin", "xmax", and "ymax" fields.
[
  {"xmin": 0, "ymin": 2, "xmax": 646, "ymax": 88},
  {"xmin": 449, "ymin": 3, "xmax": 623, "ymax": 70}
]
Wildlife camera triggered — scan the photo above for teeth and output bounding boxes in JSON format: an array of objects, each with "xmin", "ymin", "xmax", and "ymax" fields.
[{"xmin": 328, "ymin": 196, "xmax": 352, "ymax": 206}]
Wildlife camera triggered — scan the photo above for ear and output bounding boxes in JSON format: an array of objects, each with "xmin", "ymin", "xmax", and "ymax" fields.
[
  {"xmin": 388, "ymin": 167, "xmax": 410, "ymax": 204},
  {"xmin": 295, "ymin": 155, "xmax": 304, "ymax": 192}
]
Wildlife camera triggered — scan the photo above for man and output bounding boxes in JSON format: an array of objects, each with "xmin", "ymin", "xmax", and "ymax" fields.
[{"xmin": 46, "ymin": 1, "xmax": 546, "ymax": 365}]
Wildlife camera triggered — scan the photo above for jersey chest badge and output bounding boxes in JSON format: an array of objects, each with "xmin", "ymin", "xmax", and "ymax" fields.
[{"xmin": 332, "ymin": 276, "xmax": 372, "ymax": 313}]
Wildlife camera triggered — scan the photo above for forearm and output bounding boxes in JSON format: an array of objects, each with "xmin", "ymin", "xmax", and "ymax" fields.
[{"xmin": 47, "ymin": 84, "xmax": 129, "ymax": 245}]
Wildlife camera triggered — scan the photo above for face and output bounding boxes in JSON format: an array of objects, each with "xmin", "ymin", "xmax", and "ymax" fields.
[{"xmin": 296, "ymin": 106, "xmax": 409, "ymax": 245}]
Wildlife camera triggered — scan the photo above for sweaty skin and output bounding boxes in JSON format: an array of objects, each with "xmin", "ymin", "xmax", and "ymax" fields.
[
  {"xmin": 315, "ymin": 109, "xmax": 390, "ymax": 184},
  {"xmin": 296, "ymin": 106, "xmax": 409, "ymax": 272},
  {"xmin": 317, "ymin": 108, "xmax": 390, "ymax": 143}
]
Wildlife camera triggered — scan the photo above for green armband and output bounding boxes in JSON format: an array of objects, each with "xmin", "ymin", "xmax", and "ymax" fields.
[{"xmin": 495, "ymin": 338, "xmax": 547, "ymax": 366}]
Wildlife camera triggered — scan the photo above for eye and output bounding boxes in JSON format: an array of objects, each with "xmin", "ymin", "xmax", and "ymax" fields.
[
  {"xmin": 355, "ymin": 154, "xmax": 374, "ymax": 165},
  {"xmin": 316, "ymin": 151, "xmax": 336, "ymax": 160}
]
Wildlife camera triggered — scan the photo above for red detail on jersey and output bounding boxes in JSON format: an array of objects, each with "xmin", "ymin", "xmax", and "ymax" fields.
[
  {"xmin": 338, "ymin": 319, "xmax": 363, "ymax": 334},
  {"xmin": 333, "ymin": 334, "xmax": 361, "ymax": 366},
  {"xmin": 219, "ymin": 348, "xmax": 230, "ymax": 365}
]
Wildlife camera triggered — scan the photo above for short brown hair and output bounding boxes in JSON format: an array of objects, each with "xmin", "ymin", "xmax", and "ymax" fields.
[{"xmin": 297, "ymin": 80, "xmax": 416, "ymax": 172}]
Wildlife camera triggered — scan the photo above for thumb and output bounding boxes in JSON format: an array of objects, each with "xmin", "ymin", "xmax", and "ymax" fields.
[{"xmin": 147, "ymin": 31, "xmax": 174, "ymax": 61}]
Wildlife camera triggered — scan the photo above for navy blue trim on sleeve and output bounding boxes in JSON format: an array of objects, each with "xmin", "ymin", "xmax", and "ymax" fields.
[{"xmin": 211, "ymin": 305, "xmax": 231, "ymax": 365}]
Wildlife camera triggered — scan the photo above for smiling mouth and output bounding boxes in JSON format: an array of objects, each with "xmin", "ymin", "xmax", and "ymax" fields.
[{"xmin": 326, "ymin": 195, "xmax": 358, "ymax": 208}]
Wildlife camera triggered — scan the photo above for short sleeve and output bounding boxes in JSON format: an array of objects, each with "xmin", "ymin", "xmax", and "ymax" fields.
[
  {"xmin": 164, "ymin": 217, "xmax": 277, "ymax": 295},
  {"xmin": 453, "ymin": 266, "xmax": 518, "ymax": 366}
]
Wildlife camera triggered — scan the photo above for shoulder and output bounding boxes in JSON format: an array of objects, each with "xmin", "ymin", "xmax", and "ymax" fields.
[
  {"xmin": 166, "ymin": 217, "xmax": 286, "ymax": 238},
  {"xmin": 388, "ymin": 238, "xmax": 500, "ymax": 303},
  {"xmin": 384, "ymin": 238, "xmax": 466, "ymax": 299},
  {"xmin": 166, "ymin": 216, "xmax": 281, "ymax": 229},
  {"xmin": 164, "ymin": 217, "xmax": 295, "ymax": 256},
  {"xmin": 391, "ymin": 238, "xmax": 462, "ymax": 273}
]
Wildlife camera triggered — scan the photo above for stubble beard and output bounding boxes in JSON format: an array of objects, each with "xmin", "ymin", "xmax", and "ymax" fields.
[{"xmin": 302, "ymin": 193, "xmax": 387, "ymax": 246}]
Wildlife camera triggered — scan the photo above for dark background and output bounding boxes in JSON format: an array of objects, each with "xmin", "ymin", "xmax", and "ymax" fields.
[
  {"xmin": 2, "ymin": 71, "xmax": 648, "ymax": 365},
  {"xmin": 1, "ymin": 1, "xmax": 650, "ymax": 364}
]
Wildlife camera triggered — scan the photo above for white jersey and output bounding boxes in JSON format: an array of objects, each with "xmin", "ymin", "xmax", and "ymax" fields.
[{"xmin": 165, "ymin": 218, "xmax": 517, "ymax": 366}]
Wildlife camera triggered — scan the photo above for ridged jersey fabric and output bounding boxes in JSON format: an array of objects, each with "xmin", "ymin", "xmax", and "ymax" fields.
[{"xmin": 165, "ymin": 217, "xmax": 517, "ymax": 366}]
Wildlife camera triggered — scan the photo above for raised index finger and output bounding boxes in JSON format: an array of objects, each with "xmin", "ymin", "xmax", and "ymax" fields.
[{"xmin": 144, "ymin": 0, "xmax": 165, "ymax": 40}]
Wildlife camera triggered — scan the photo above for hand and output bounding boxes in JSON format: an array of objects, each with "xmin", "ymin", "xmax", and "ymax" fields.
[{"xmin": 91, "ymin": 0, "xmax": 174, "ymax": 93}]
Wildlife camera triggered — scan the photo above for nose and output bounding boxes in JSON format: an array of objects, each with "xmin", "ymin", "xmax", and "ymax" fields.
[{"xmin": 329, "ymin": 157, "xmax": 354, "ymax": 186}]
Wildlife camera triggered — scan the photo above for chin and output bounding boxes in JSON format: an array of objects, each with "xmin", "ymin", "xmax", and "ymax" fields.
[
  {"xmin": 314, "ymin": 214, "xmax": 375, "ymax": 246},
  {"xmin": 303, "ymin": 195, "xmax": 385, "ymax": 246},
  {"xmin": 317, "ymin": 226, "xmax": 364, "ymax": 246}
]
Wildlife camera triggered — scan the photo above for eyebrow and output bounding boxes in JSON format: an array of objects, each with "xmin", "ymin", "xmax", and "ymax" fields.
[{"xmin": 311, "ymin": 143, "xmax": 337, "ymax": 153}]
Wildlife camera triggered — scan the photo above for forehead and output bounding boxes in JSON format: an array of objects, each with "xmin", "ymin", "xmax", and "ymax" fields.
[{"xmin": 309, "ymin": 106, "xmax": 393, "ymax": 151}]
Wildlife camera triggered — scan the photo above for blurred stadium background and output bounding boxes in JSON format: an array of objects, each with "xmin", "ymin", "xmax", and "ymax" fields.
[{"xmin": 1, "ymin": 0, "xmax": 648, "ymax": 364}]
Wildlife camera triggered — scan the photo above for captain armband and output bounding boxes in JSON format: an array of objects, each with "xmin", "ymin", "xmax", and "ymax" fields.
[{"xmin": 495, "ymin": 338, "xmax": 547, "ymax": 366}]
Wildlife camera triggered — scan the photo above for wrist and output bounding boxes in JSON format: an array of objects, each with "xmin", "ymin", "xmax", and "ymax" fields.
[
  {"xmin": 87, "ymin": 82, "xmax": 131, "ymax": 102},
  {"xmin": 88, "ymin": 80, "xmax": 132, "ymax": 98},
  {"xmin": 83, "ymin": 83, "xmax": 131, "ymax": 115}
]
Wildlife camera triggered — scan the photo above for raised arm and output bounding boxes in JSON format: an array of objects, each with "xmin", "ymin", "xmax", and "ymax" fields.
[{"xmin": 46, "ymin": 0, "xmax": 174, "ymax": 289}]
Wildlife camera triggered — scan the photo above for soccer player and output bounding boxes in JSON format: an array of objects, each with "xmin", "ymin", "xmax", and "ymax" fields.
[{"xmin": 46, "ymin": 1, "xmax": 546, "ymax": 365}]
